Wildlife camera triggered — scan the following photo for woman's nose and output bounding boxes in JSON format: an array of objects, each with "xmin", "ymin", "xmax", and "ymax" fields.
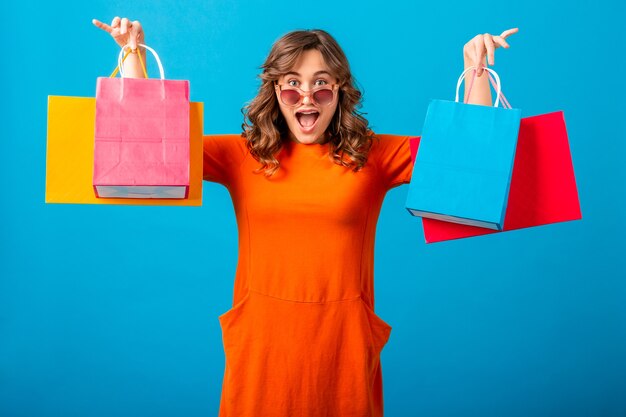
[{"xmin": 302, "ymin": 94, "xmax": 312, "ymax": 104}]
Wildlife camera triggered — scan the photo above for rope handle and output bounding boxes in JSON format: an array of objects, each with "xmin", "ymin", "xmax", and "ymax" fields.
[
  {"xmin": 108, "ymin": 43, "xmax": 165, "ymax": 79},
  {"xmin": 455, "ymin": 66, "xmax": 509, "ymax": 108},
  {"xmin": 462, "ymin": 68, "xmax": 512, "ymax": 109}
]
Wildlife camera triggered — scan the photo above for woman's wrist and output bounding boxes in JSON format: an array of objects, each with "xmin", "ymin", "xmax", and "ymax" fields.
[
  {"xmin": 123, "ymin": 49, "xmax": 148, "ymax": 79},
  {"xmin": 463, "ymin": 50, "xmax": 482, "ymax": 69}
]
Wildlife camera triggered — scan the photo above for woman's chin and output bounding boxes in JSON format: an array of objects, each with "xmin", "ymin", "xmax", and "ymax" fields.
[
  {"xmin": 293, "ymin": 135, "xmax": 320, "ymax": 144},
  {"xmin": 288, "ymin": 122, "xmax": 329, "ymax": 144}
]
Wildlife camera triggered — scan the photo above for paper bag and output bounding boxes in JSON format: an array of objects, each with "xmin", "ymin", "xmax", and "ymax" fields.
[
  {"xmin": 405, "ymin": 67, "xmax": 521, "ymax": 230},
  {"xmin": 409, "ymin": 111, "xmax": 582, "ymax": 243},
  {"xmin": 93, "ymin": 43, "xmax": 190, "ymax": 198},
  {"xmin": 45, "ymin": 96, "xmax": 203, "ymax": 206}
]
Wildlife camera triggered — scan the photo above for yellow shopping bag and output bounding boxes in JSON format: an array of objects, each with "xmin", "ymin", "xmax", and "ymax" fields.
[{"xmin": 45, "ymin": 96, "xmax": 203, "ymax": 206}]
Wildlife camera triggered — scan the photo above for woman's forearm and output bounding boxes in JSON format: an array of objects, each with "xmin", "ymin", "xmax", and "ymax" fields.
[
  {"xmin": 122, "ymin": 49, "xmax": 148, "ymax": 79},
  {"xmin": 463, "ymin": 54, "xmax": 493, "ymax": 106}
]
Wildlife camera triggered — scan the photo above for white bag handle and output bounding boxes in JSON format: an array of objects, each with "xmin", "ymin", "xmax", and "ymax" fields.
[
  {"xmin": 117, "ymin": 43, "xmax": 165, "ymax": 79},
  {"xmin": 454, "ymin": 66, "xmax": 502, "ymax": 108}
]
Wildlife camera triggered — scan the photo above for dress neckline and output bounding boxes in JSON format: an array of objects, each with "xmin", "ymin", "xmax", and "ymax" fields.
[
  {"xmin": 285, "ymin": 138, "xmax": 330, "ymax": 146},
  {"xmin": 283, "ymin": 137, "xmax": 331, "ymax": 156}
]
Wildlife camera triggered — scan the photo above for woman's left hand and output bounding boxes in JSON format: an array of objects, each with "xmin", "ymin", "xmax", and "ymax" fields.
[{"xmin": 463, "ymin": 28, "xmax": 519, "ymax": 76}]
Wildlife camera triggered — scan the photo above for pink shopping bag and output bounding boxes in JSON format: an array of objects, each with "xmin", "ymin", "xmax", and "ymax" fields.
[{"xmin": 93, "ymin": 43, "xmax": 190, "ymax": 199}]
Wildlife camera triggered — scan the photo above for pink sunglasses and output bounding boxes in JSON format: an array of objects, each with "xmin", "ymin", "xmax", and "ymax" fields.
[{"xmin": 274, "ymin": 83, "xmax": 339, "ymax": 107}]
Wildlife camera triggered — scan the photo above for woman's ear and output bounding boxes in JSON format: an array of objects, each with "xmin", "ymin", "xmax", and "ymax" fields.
[{"xmin": 273, "ymin": 82, "xmax": 281, "ymax": 101}]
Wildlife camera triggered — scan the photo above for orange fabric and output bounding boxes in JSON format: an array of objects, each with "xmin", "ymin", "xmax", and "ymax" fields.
[{"xmin": 203, "ymin": 133, "xmax": 414, "ymax": 416}]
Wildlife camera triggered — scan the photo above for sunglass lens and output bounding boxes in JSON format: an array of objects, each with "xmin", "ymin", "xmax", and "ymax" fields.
[
  {"xmin": 280, "ymin": 89, "xmax": 300, "ymax": 105},
  {"xmin": 313, "ymin": 89, "xmax": 334, "ymax": 105}
]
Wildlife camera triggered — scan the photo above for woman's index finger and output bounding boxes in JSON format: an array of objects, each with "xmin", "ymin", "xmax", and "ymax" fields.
[
  {"xmin": 500, "ymin": 28, "xmax": 519, "ymax": 39},
  {"xmin": 92, "ymin": 19, "xmax": 113, "ymax": 33}
]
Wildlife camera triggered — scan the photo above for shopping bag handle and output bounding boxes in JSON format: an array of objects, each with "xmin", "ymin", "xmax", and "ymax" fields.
[
  {"xmin": 461, "ymin": 68, "xmax": 513, "ymax": 109},
  {"xmin": 109, "ymin": 43, "xmax": 165, "ymax": 79},
  {"xmin": 110, "ymin": 48, "xmax": 147, "ymax": 78},
  {"xmin": 485, "ymin": 71, "xmax": 512, "ymax": 109},
  {"xmin": 455, "ymin": 66, "xmax": 504, "ymax": 108}
]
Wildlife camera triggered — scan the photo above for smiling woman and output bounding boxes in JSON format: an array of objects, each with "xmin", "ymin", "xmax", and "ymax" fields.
[{"xmin": 92, "ymin": 16, "xmax": 517, "ymax": 417}]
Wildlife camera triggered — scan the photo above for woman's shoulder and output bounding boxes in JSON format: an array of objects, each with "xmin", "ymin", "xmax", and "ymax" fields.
[
  {"xmin": 368, "ymin": 132, "xmax": 414, "ymax": 158},
  {"xmin": 371, "ymin": 132, "xmax": 414, "ymax": 141},
  {"xmin": 202, "ymin": 134, "xmax": 249, "ymax": 185},
  {"xmin": 367, "ymin": 132, "xmax": 417, "ymax": 189},
  {"xmin": 203, "ymin": 133, "xmax": 248, "ymax": 154},
  {"xmin": 366, "ymin": 133, "xmax": 412, "ymax": 168}
]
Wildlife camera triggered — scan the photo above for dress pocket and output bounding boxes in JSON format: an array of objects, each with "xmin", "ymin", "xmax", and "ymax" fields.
[
  {"xmin": 218, "ymin": 290, "xmax": 251, "ymax": 346},
  {"xmin": 360, "ymin": 298, "xmax": 393, "ymax": 351},
  {"xmin": 217, "ymin": 292, "xmax": 389, "ymax": 416}
]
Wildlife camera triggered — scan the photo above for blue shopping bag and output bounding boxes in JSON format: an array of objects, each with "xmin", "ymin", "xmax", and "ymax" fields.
[{"xmin": 405, "ymin": 67, "xmax": 522, "ymax": 231}]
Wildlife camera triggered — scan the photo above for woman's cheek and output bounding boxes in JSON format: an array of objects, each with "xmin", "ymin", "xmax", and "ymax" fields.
[{"xmin": 322, "ymin": 106, "xmax": 338, "ymax": 129}]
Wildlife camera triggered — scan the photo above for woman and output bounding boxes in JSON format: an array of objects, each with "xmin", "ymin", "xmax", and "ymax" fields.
[{"xmin": 93, "ymin": 17, "xmax": 517, "ymax": 416}]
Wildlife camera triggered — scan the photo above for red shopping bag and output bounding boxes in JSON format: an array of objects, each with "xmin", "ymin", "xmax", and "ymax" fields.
[
  {"xmin": 93, "ymin": 44, "xmax": 190, "ymax": 199},
  {"xmin": 410, "ymin": 111, "xmax": 582, "ymax": 243}
]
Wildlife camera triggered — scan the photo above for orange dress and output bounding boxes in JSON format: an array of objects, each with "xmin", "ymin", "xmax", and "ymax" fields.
[{"xmin": 203, "ymin": 133, "xmax": 414, "ymax": 417}]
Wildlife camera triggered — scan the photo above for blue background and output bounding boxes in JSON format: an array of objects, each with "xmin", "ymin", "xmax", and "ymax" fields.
[{"xmin": 1, "ymin": 0, "xmax": 624, "ymax": 416}]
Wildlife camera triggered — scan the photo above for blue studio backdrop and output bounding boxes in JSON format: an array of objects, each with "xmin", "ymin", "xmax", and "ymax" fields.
[{"xmin": 1, "ymin": 0, "xmax": 625, "ymax": 416}]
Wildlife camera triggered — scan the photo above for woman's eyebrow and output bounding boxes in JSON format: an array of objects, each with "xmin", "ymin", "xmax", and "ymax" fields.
[{"xmin": 284, "ymin": 71, "xmax": 332, "ymax": 77}]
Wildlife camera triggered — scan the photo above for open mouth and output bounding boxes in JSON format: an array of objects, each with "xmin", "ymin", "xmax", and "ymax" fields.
[{"xmin": 295, "ymin": 110, "xmax": 319, "ymax": 130}]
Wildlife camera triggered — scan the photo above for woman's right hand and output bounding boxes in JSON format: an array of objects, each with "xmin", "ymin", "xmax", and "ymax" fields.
[
  {"xmin": 92, "ymin": 17, "xmax": 144, "ymax": 50},
  {"xmin": 92, "ymin": 17, "xmax": 146, "ymax": 78}
]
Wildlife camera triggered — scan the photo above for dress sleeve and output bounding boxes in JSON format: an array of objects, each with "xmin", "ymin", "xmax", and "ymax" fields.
[
  {"xmin": 371, "ymin": 134, "xmax": 420, "ymax": 190},
  {"xmin": 203, "ymin": 134, "xmax": 247, "ymax": 187}
]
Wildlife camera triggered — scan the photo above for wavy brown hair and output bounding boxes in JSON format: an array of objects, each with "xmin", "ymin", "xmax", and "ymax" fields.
[{"xmin": 241, "ymin": 29, "xmax": 374, "ymax": 177}]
